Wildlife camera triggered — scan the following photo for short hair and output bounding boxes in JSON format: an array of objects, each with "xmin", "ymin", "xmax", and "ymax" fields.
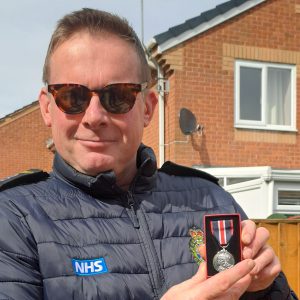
[{"xmin": 42, "ymin": 8, "xmax": 150, "ymax": 84}]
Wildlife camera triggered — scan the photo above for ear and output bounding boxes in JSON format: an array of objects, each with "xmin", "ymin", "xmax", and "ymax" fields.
[
  {"xmin": 39, "ymin": 87, "xmax": 52, "ymax": 127},
  {"xmin": 143, "ymin": 90, "xmax": 158, "ymax": 127}
]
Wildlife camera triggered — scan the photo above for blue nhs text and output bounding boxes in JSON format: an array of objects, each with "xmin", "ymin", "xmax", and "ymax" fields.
[{"xmin": 72, "ymin": 257, "xmax": 108, "ymax": 276}]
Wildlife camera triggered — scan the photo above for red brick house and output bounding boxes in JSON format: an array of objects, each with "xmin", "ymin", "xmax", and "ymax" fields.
[
  {"xmin": 143, "ymin": 0, "xmax": 300, "ymax": 218},
  {"xmin": 146, "ymin": 0, "xmax": 300, "ymax": 168},
  {"xmin": 1, "ymin": 0, "xmax": 300, "ymax": 218}
]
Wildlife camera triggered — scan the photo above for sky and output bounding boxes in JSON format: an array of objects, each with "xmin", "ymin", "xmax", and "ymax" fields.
[{"xmin": 0, "ymin": 0, "xmax": 225, "ymax": 118}]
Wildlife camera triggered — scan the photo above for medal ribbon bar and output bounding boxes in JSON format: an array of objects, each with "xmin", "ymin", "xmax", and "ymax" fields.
[{"xmin": 210, "ymin": 219, "xmax": 233, "ymax": 246}]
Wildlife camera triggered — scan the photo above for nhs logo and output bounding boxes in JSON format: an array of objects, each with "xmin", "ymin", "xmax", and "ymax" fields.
[{"xmin": 72, "ymin": 257, "xmax": 108, "ymax": 276}]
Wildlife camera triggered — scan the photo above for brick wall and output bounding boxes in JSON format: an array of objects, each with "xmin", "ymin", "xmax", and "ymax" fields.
[
  {"xmin": 0, "ymin": 105, "xmax": 53, "ymax": 179},
  {"xmin": 149, "ymin": 0, "xmax": 300, "ymax": 169}
]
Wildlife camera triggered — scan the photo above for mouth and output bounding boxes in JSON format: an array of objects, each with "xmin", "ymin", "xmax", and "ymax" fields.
[
  {"xmin": 76, "ymin": 138, "xmax": 116, "ymax": 147},
  {"xmin": 75, "ymin": 136, "xmax": 115, "ymax": 142}
]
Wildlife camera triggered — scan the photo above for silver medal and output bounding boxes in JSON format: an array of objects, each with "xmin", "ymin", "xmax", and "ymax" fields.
[{"xmin": 212, "ymin": 248, "xmax": 235, "ymax": 272}]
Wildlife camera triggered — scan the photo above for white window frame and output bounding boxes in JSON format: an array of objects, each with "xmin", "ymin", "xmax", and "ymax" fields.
[
  {"xmin": 274, "ymin": 183, "xmax": 300, "ymax": 213},
  {"xmin": 234, "ymin": 60, "xmax": 297, "ymax": 132}
]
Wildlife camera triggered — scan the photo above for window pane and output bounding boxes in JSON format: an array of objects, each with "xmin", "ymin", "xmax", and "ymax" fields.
[
  {"xmin": 267, "ymin": 68, "xmax": 291, "ymax": 126},
  {"xmin": 227, "ymin": 177, "xmax": 258, "ymax": 185},
  {"xmin": 240, "ymin": 66, "xmax": 262, "ymax": 121},
  {"xmin": 278, "ymin": 190, "xmax": 300, "ymax": 205},
  {"xmin": 217, "ymin": 178, "xmax": 224, "ymax": 187}
]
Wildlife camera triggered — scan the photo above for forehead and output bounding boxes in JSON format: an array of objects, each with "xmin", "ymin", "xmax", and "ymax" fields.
[{"xmin": 49, "ymin": 31, "xmax": 142, "ymax": 85}]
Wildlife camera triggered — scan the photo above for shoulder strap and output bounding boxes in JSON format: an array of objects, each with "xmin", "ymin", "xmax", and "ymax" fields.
[
  {"xmin": 0, "ymin": 169, "xmax": 49, "ymax": 191},
  {"xmin": 159, "ymin": 161, "xmax": 219, "ymax": 185}
]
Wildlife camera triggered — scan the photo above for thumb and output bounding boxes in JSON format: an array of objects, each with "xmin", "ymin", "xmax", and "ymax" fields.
[{"xmin": 191, "ymin": 262, "xmax": 207, "ymax": 284}]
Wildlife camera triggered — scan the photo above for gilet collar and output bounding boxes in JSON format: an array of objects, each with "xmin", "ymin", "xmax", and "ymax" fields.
[{"xmin": 52, "ymin": 144, "xmax": 157, "ymax": 198}]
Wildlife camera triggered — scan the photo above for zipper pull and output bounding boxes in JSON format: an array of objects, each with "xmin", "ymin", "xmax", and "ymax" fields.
[{"xmin": 127, "ymin": 192, "xmax": 140, "ymax": 229}]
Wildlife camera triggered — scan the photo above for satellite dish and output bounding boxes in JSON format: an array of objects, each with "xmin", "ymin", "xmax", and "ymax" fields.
[{"xmin": 179, "ymin": 108, "xmax": 203, "ymax": 135}]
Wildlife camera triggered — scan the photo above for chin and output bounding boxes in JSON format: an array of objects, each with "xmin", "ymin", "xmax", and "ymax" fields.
[{"xmin": 78, "ymin": 156, "xmax": 115, "ymax": 176}]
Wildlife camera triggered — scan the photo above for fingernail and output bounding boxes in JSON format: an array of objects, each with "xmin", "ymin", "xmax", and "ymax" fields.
[
  {"xmin": 247, "ymin": 259, "xmax": 255, "ymax": 269},
  {"xmin": 243, "ymin": 233, "xmax": 251, "ymax": 244}
]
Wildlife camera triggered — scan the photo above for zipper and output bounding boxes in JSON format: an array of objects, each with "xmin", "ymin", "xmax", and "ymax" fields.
[
  {"xmin": 126, "ymin": 190, "xmax": 164, "ymax": 299},
  {"xmin": 138, "ymin": 208, "xmax": 165, "ymax": 299},
  {"xmin": 127, "ymin": 191, "xmax": 140, "ymax": 228}
]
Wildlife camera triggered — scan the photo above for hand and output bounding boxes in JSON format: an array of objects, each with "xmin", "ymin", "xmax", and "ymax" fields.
[
  {"xmin": 241, "ymin": 220, "xmax": 281, "ymax": 292},
  {"xmin": 161, "ymin": 259, "xmax": 255, "ymax": 300}
]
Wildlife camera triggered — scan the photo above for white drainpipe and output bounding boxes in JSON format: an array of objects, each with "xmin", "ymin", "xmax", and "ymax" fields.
[
  {"xmin": 145, "ymin": 41, "xmax": 166, "ymax": 167},
  {"xmin": 157, "ymin": 66, "xmax": 165, "ymax": 167}
]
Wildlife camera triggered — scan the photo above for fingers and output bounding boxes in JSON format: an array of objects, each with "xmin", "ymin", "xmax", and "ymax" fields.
[
  {"xmin": 199, "ymin": 259, "xmax": 255, "ymax": 298},
  {"xmin": 241, "ymin": 221, "xmax": 283, "ymax": 293},
  {"xmin": 244, "ymin": 241, "xmax": 281, "ymax": 292},
  {"xmin": 241, "ymin": 219, "xmax": 257, "ymax": 245},
  {"xmin": 189, "ymin": 261, "xmax": 207, "ymax": 285},
  {"xmin": 255, "ymin": 254, "xmax": 281, "ymax": 280},
  {"xmin": 250, "ymin": 245, "xmax": 276, "ymax": 275},
  {"xmin": 160, "ymin": 263, "xmax": 207, "ymax": 300},
  {"xmin": 210, "ymin": 259, "xmax": 255, "ymax": 287},
  {"xmin": 247, "ymin": 253, "xmax": 281, "ymax": 292},
  {"xmin": 161, "ymin": 259, "xmax": 256, "ymax": 300},
  {"xmin": 242, "ymin": 224, "xmax": 270, "ymax": 259}
]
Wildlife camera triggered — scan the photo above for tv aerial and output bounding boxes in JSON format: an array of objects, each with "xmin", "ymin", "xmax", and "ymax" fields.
[{"xmin": 179, "ymin": 108, "xmax": 204, "ymax": 136}]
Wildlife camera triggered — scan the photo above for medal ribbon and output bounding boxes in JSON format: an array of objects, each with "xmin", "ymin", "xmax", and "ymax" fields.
[{"xmin": 210, "ymin": 219, "xmax": 234, "ymax": 246}]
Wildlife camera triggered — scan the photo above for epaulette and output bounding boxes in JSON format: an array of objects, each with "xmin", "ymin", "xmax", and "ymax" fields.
[
  {"xmin": 159, "ymin": 161, "xmax": 219, "ymax": 185},
  {"xmin": 0, "ymin": 169, "xmax": 49, "ymax": 192}
]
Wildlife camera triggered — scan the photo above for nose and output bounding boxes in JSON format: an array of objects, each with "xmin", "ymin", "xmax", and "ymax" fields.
[{"xmin": 81, "ymin": 93, "xmax": 108, "ymax": 128}]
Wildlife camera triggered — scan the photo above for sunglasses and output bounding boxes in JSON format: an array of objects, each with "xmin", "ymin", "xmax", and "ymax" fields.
[{"xmin": 47, "ymin": 82, "xmax": 147, "ymax": 115}]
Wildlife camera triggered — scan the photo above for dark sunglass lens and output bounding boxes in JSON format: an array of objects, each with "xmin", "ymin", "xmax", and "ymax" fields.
[
  {"xmin": 55, "ymin": 85, "xmax": 90, "ymax": 114},
  {"xmin": 101, "ymin": 84, "xmax": 137, "ymax": 114}
]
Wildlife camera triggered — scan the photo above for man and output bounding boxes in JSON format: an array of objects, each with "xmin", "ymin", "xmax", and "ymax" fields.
[{"xmin": 0, "ymin": 8, "xmax": 297, "ymax": 299}]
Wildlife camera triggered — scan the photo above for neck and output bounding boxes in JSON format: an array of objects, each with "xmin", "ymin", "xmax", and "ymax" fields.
[{"xmin": 115, "ymin": 164, "xmax": 138, "ymax": 191}]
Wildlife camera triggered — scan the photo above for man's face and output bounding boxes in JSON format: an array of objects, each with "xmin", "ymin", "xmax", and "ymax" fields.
[{"xmin": 39, "ymin": 31, "xmax": 157, "ymax": 187}]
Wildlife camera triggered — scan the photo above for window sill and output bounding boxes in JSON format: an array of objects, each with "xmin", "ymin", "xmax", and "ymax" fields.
[{"xmin": 234, "ymin": 124, "xmax": 298, "ymax": 133}]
